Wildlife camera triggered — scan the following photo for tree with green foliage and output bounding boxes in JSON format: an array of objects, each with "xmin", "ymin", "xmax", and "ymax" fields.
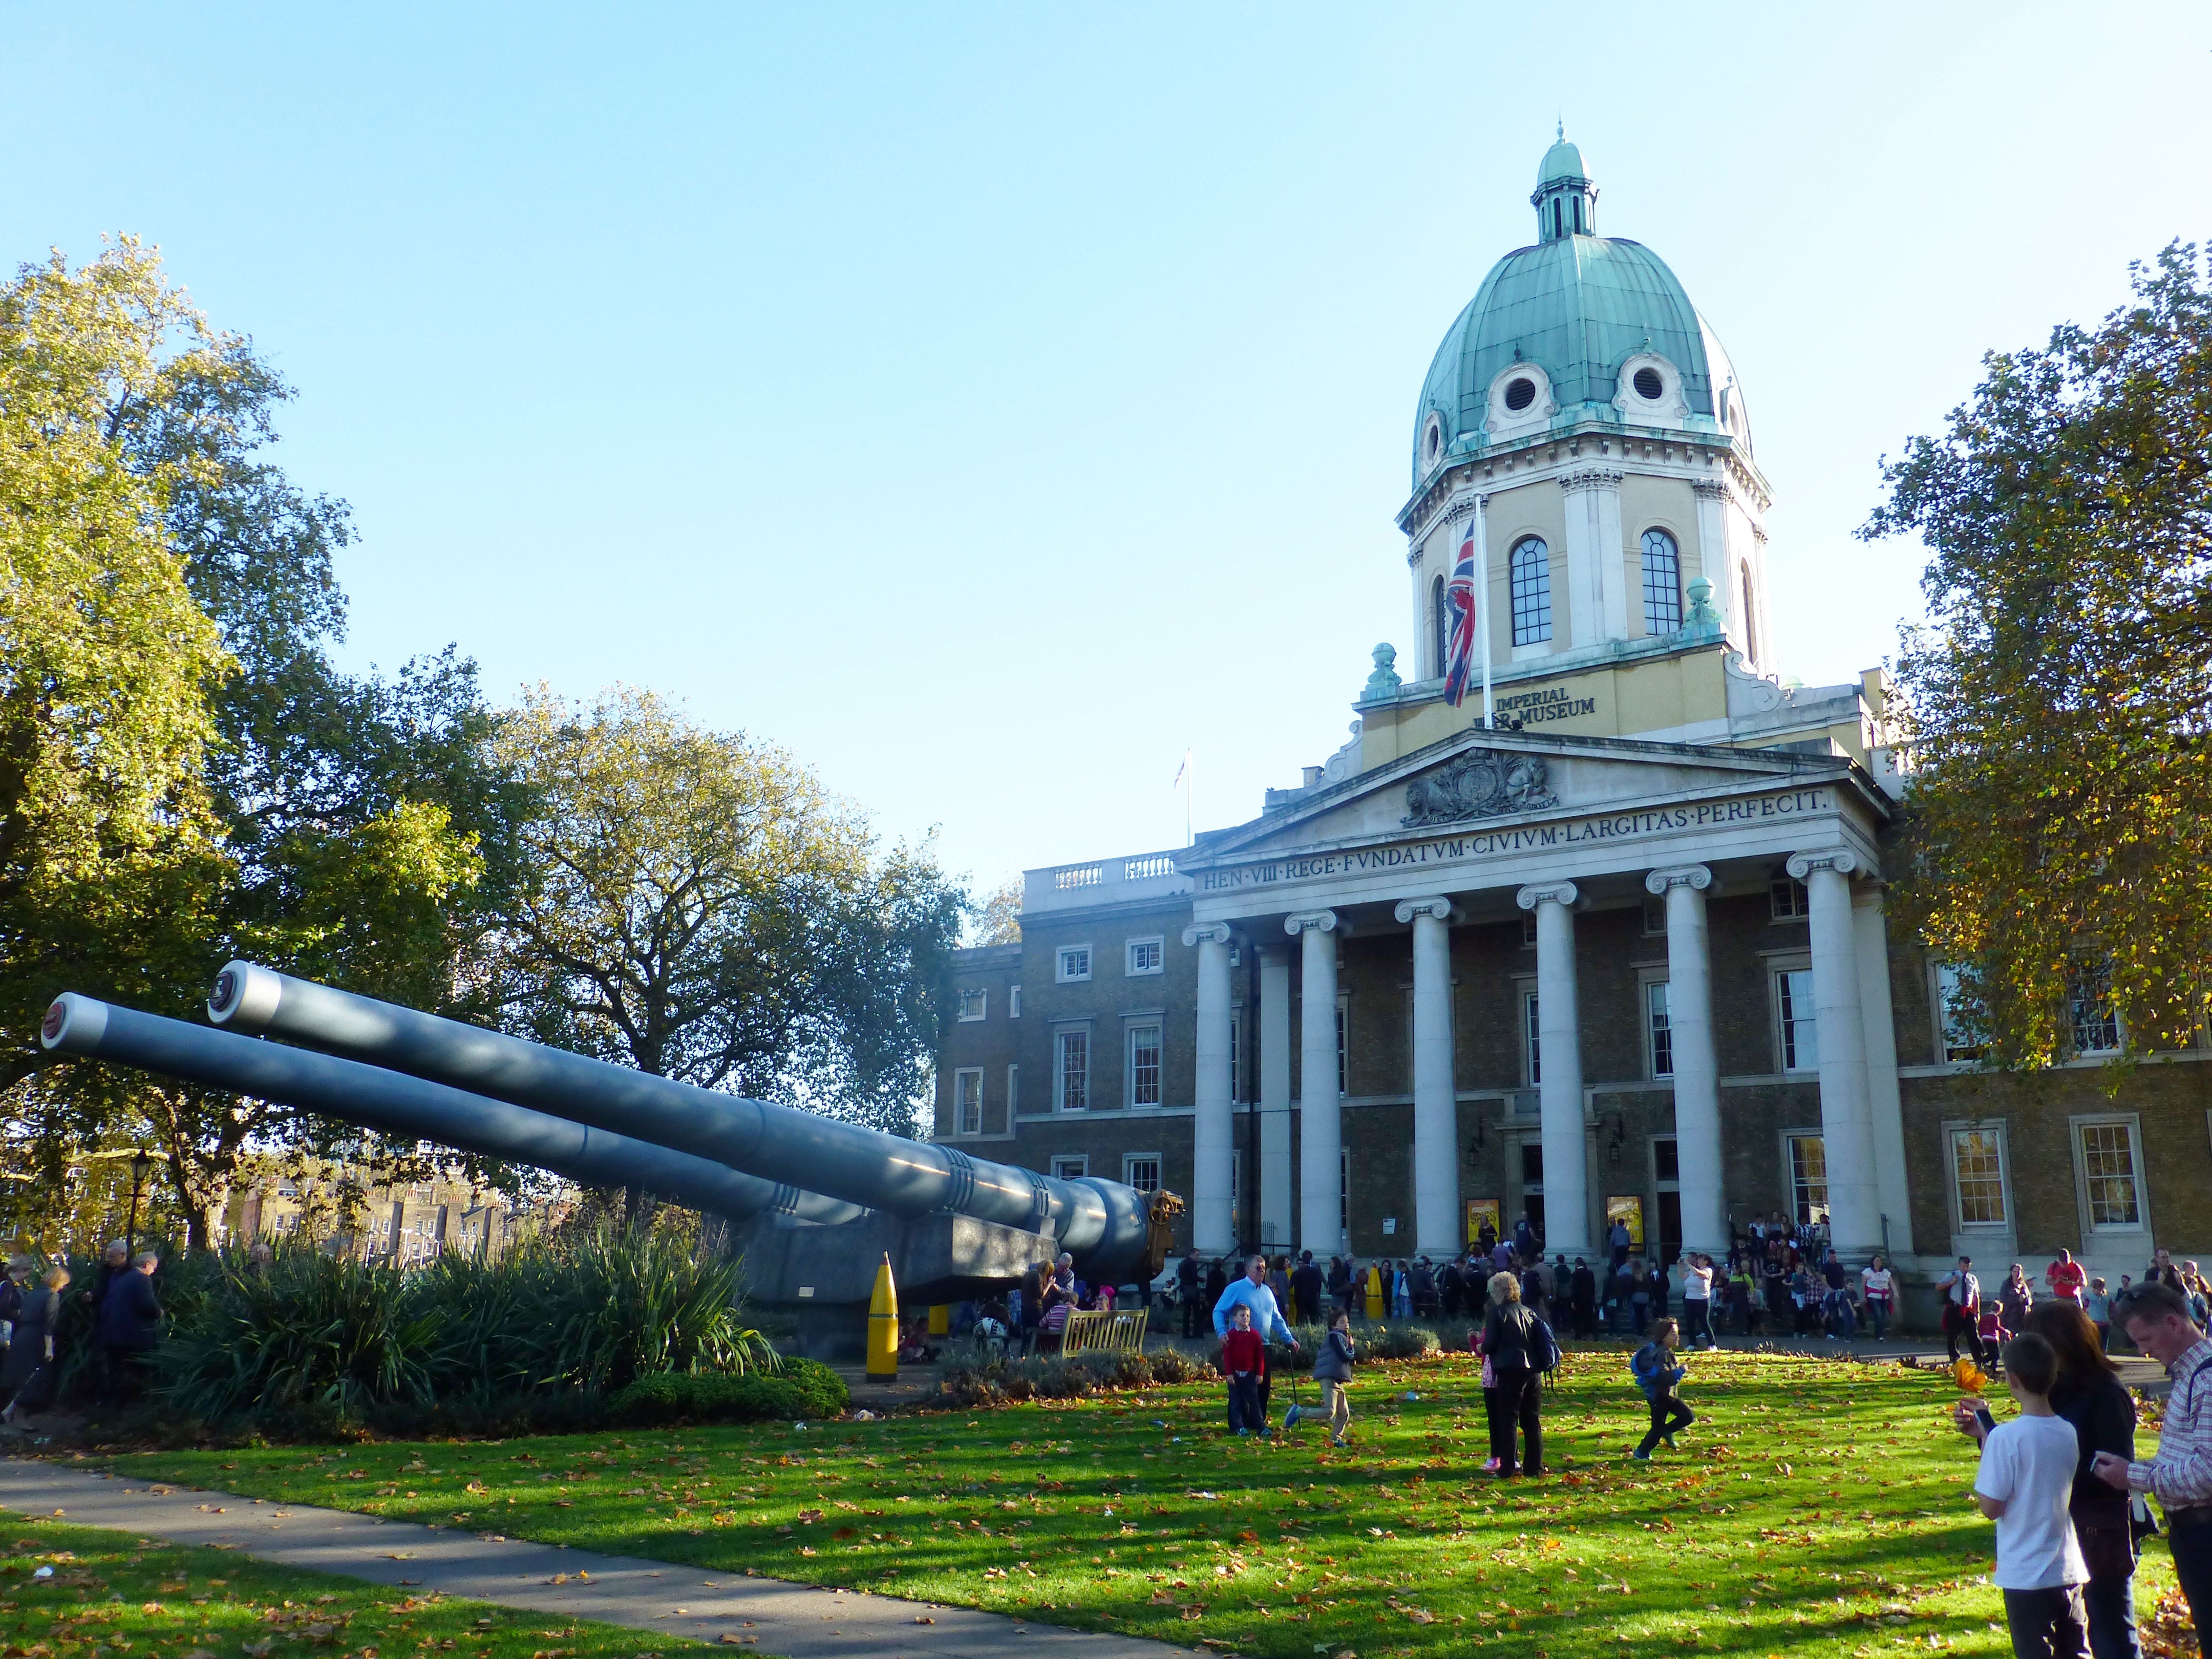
[
  {"xmin": 0, "ymin": 241, "xmax": 524, "ymax": 1246},
  {"xmin": 489, "ymin": 685, "xmax": 964, "ymax": 1141},
  {"xmin": 1865, "ymin": 243, "xmax": 2212, "ymax": 1068},
  {"xmin": 0, "ymin": 240, "xmax": 234, "ymax": 1076}
]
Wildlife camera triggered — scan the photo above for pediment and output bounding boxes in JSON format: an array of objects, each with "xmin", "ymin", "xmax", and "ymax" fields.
[{"xmin": 1190, "ymin": 729, "xmax": 1864, "ymax": 866}]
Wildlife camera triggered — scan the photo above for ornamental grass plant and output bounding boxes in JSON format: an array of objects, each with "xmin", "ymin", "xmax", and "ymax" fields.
[{"xmin": 145, "ymin": 1224, "xmax": 775, "ymax": 1433}]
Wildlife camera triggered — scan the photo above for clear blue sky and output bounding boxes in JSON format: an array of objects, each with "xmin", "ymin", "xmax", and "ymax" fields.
[{"xmin": 9, "ymin": 6, "xmax": 2210, "ymax": 913}]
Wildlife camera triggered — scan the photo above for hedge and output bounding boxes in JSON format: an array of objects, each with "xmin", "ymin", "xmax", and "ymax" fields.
[{"xmin": 605, "ymin": 1355, "xmax": 849, "ymax": 1426}]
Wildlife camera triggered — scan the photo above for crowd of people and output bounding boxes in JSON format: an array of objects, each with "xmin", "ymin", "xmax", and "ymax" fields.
[
  {"xmin": 1168, "ymin": 1210, "xmax": 1908, "ymax": 1353},
  {"xmin": 1937, "ymin": 1248, "xmax": 2212, "ymax": 1374}
]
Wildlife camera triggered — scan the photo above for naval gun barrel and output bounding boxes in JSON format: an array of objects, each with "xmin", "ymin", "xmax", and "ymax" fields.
[
  {"xmin": 40, "ymin": 994, "xmax": 867, "ymax": 1228},
  {"xmin": 208, "ymin": 961, "xmax": 1171, "ymax": 1279}
]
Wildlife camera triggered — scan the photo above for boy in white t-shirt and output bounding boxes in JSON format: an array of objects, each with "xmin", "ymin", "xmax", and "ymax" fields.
[{"xmin": 1953, "ymin": 1333, "xmax": 2089, "ymax": 1659}]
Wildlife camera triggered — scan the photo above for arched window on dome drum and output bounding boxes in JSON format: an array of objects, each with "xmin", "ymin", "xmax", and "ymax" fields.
[
  {"xmin": 1431, "ymin": 575, "xmax": 1447, "ymax": 679},
  {"xmin": 1510, "ymin": 537, "xmax": 1551, "ymax": 646},
  {"xmin": 1640, "ymin": 529, "xmax": 1683, "ymax": 634},
  {"xmin": 1740, "ymin": 562, "xmax": 1760, "ymax": 662}
]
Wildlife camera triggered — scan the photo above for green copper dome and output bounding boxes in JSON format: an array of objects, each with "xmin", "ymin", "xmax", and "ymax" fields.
[
  {"xmin": 1412, "ymin": 137, "xmax": 1744, "ymax": 486},
  {"xmin": 1537, "ymin": 134, "xmax": 1586, "ymax": 185}
]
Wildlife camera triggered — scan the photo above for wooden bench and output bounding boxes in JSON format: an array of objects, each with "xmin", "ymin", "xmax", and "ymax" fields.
[{"xmin": 1061, "ymin": 1308, "xmax": 1149, "ymax": 1355}]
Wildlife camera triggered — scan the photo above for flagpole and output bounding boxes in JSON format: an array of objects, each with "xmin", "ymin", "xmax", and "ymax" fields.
[
  {"xmin": 1184, "ymin": 750, "xmax": 1194, "ymax": 847},
  {"xmin": 1475, "ymin": 492, "xmax": 1494, "ymax": 729}
]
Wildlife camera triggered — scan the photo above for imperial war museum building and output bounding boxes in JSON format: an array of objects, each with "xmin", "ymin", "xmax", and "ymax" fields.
[{"xmin": 931, "ymin": 138, "xmax": 2211, "ymax": 1313}]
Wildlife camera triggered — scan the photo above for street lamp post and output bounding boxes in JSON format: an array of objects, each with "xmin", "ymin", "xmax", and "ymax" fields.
[{"xmin": 125, "ymin": 1151, "xmax": 151, "ymax": 1258}]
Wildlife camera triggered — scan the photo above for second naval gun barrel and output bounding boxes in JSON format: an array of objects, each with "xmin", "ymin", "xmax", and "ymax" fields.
[
  {"xmin": 40, "ymin": 994, "xmax": 867, "ymax": 1228},
  {"xmin": 209, "ymin": 961, "xmax": 1173, "ymax": 1280}
]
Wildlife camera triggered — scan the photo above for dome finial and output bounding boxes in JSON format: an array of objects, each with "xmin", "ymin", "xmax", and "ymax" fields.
[{"xmin": 1556, "ymin": 117, "xmax": 1564, "ymax": 141}]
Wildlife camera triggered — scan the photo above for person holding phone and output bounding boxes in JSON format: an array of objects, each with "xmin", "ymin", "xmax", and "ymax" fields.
[{"xmin": 2093, "ymin": 1281, "xmax": 2212, "ymax": 1649}]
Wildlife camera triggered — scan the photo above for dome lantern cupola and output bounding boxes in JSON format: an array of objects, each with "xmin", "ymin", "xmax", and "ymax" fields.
[{"xmin": 1532, "ymin": 124, "xmax": 1597, "ymax": 243}]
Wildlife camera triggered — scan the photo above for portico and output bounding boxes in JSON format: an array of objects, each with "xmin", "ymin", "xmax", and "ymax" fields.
[{"xmin": 1169, "ymin": 726, "xmax": 1903, "ymax": 1266}]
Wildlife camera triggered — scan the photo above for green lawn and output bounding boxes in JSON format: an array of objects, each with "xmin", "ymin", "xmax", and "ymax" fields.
[
  {"xmin": 0, "ymin": 1513, "xmax": 679, "ymax": 1659},
  {"xmin": 89, "ymin": 1348, "xmax": 2185, "ymax": 1659}
]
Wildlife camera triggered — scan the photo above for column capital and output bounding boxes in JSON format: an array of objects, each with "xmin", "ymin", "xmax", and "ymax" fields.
[
  {"xmin": 1181, "ymin": 922, "xmax": 1235, "ymax": 949},
  {"xmin": 1393, "ymin": 895, "xmax": 1459, "ymax": 925},
  {"xmin": 1644, "ymin": 863, "xmax": 1713, "ymax": 896},
  {"xmin": 1515, "ymin": 881, "xmax": 1580, "ymax": 911},
  {"xmin": 1285, "ymin": 910, "xmax": 1346, "ymax": 938},
  {"xmin": 1786, "ymin": 847, "xmax": 1861, "ymax": 881}
]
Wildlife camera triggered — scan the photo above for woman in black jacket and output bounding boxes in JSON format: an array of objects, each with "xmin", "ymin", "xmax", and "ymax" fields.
[
  {"xmin": 1480, "ymin": 1271, "xmax": 1543, "ymax": 1477},
  {"xmin": 2024, "ymin": 1301, "xmax": 2140, "ymax": 1659}
]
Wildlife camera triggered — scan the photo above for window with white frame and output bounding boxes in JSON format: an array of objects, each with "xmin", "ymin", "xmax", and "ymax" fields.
[
  {"xmin": 1126, "ymin": 937, "xmax": 1164, "ymax": 976},
  {"xmin": 1339, "ymin": 1146, "xmax": 1350, "ymax": 1237},
  {"xmin": 1950, "ymin": 1126, "xmax": 2007, "ymax": 1227},
  {"xmin": 1641, "ymin": 528, "xmax": 1683, "ymax": 634},
  {"xmin": 1123, "ymin": 1155, "xmax": 1161, "ymax": 1193},
  {"xmin": 2071, "ymin": 962, "xmax": 2121, "ymax": 1055},
  {"xmin": 1056, "ymin": 945, "xmax": 1093, "ymax": 984},
  {"xmin": 1005, "ymin": 1064, "xmax": 1018, "ymax": 1117},
  {"xmin": 1646, "ymin": 980, "xmax": 1673, "ymax": 1079},
  {"xmin": 1056, "ymin": 1029, "xmax": 1089, "ymax": 1111},
  {"xmin": 1770, "ymin": 877, "xmax": 1809, "ymax": 920},
  {"xmin": 1051, "ymin": 1155, "xmax": 1089, "ymax": 1181},
  {"xmin": 956, "ymin": 987, "xmax": 987, "ymax": 1022},
  {"xmin": 954, "ymin": 1068, "xmax": 984, "ymax": 1136},
  {"xmin": 1933, "ymin": 963, "xmax": 1983, "ymax": 1062},
  {"xmin": 1777, "ymin": 968, "xmax": 1818, "ymax": 1072},
  {"xmin": 1521, "ymin": 911, "xmax": 1538, "ymax": 947},
  {"xmin": 1509, "ymin": 536, "xmax": 1551, "ymax": 645},
  {"xmin": 1335, "ymin": 998, "xmax": 1348, "ymax": 1095},
  {"xmin": 1641, "ymin": 895, "xmax": 1666, "ymax": 935},
  {"xmin": 2077, "ymin": 1119, "xmax": 2144, "ymax": 1229},
  {"xmin": 1008, "ymin": 985, "xmax": 1023, "ymax": 1018},
  {"xmin": 1788, "ymin": 1133, "xmax": 1829, "ymax": 1226},
  {"xmin": 1523, "ymin": 990, "xmax": 1541, "ymax": 1086},
  {"xmin": 1229, "ymin": 1010, "xmax": 1242, "ymax": 1102},
  {"xmin": 1128, "ymin": 1022, "xmax": 1163, "ymax": 1108}
]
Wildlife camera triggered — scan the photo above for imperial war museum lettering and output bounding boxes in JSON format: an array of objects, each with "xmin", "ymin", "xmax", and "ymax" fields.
[
  {"xmin": 1196, "ymin": 786, "xmax": 1832, "ymax": 894},
  {"xmin": 1491, "ymin": 684, "xmax": 1597, "ymax": 722}
]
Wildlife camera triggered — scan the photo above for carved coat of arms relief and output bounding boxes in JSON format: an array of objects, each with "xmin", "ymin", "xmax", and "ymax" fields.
[{"xmin": 1401, "ymin": 749, "xmax": 1558, "ymax": 827}]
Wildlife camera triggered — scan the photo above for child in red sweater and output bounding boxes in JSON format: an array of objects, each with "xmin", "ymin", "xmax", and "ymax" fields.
[{"xmin": 1222, "ymin": 1303, "xmax": 1265, "ymax": 1435}]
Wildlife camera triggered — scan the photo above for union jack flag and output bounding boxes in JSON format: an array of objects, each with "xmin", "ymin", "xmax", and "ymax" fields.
[{"xmin": 1442, "ymin": 512, "xmax": 1481, "ymax": 707}]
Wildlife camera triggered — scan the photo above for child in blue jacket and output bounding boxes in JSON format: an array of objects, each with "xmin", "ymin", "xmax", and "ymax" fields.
[{"xmin": 1631, "ymin": 1317, "xmax": 1693, "ymax": 1460}]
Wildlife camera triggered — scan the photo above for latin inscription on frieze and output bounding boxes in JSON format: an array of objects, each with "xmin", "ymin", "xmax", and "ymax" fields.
[{"xmin": 1196, "ymin": 786, "xmax": 1834, "ymax": 894}]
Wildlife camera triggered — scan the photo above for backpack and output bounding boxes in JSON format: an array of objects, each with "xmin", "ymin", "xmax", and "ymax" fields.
[{"xmin": 1527, "ymin": 1314, "xmax": 1560, "ymax": 1375}]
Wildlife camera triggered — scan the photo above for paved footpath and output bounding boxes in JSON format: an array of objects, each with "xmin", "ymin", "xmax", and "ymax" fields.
[{"xmin": 0, "ymin": 1462, "xmax": 1201, "ymax": 1659}]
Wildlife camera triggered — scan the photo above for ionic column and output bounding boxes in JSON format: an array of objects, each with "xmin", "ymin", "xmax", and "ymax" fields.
[
  {"xmin": 1515, "ymin": 882, "xmax": 1591, "ymax": 1256},
  {"xmin": 1258, "ymin": 946, "xmax": 1294, "ymax": 1241},
  {"xmin": 1787, "ymin": 847, "xmax": 1882, "ymax": 1261},
  {"xmin": 1182, "ymin": 922, "xmax": 1236, "ymax": 1256},
  {"xmin": 1394, "ymin": 896, "xmax": 1460, "ymax": 1257},
  {"xmin": 1286, "ymin": 910, "xmax": 1345, "ymax": 1256},
  {"xmin": 1853, "ymin": 884, "xmax": 1915, "ymax": 1257},
  {"xmin": 1646, "ymin": 864, "xmax": 1726, "ymax": 1258}
]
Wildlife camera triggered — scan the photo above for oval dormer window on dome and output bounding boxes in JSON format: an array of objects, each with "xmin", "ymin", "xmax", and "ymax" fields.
[
  {"xmin": 1633, "ymin": 367, "xmax": 1664, "ymax": 401},
  {"xmin": 1422, "ymin": 413, "xmax": 1444, "ymax": 470},
  {"xmin": 1503, "ymin": 376, "xmax": 1538, "ymax": 413}
]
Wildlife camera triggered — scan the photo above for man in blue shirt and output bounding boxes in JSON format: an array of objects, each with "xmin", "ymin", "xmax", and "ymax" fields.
[{"xmin": 1214, "ymin": 1255, "xmax": 1298, "ymax": 1426}]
